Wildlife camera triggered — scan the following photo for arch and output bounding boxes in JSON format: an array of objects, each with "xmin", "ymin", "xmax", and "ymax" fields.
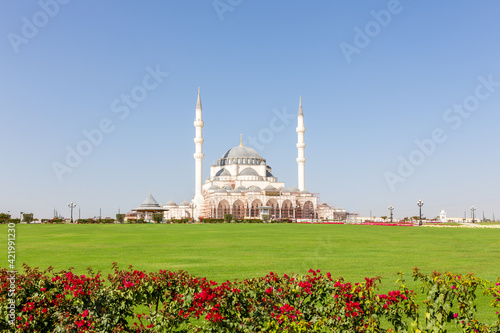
[
  {"xmin": 303, "ymin": 201, "xmax": 314, "ymax": 219},
  {"xmin": 217, "ymin": 200, "xmax": 230, "ymax": 219},
  {"xmin": 250, "ymin": 199, "xmax": 262, "ymax": 218},
  {"xmin": 295, "ymin": 201, "xmax": 302, "ymax": 220},
  {"xmin": 281, "ymin": 199, "xmax": 293, "ymax": 219},
  {"xmin": 232, "ymin": 200, "xmax": 245, "ymax": 219},
  {"xmin": 209, "ymin": 200, "xmax": 217, "ymax": 218},
  {"xmin": 266, "ymin": 199, "xmax": 279, "ymax": 219}
]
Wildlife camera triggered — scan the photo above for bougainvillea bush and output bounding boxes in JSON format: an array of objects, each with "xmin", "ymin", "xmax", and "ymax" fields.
[{"xmin": 1, "ymin": 265, "xmax": 499, "ymax": 332}]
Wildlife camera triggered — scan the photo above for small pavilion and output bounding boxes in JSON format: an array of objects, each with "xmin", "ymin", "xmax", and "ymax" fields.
[{"xmin": 132, "ymin": 192, "xmax": 169, "ymax": 221}]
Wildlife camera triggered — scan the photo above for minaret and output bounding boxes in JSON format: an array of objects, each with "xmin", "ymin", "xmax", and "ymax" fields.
[
  {"xmin": 296, "ymin": 96, "xmax": 306, "ymax": 191},
  {"xmin": 193, "ymin": 88, "xmax": 204, "ymax": 206}
]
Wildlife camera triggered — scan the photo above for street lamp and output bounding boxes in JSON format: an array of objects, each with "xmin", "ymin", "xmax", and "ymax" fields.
[
  {"xmin": 68, "ymin": 202, "xmax": 77, "ymax": 223},
  {"xmin": 417, "ymin": 199, "xmax": 424, "ymax": 226},
  {"xmin": 471, "ymin": 206, "xmax": 476, "ymax": 223},
  {"xmin": 388, "ymin": 205, "xmax": 394, "ymax": 223},
  {"xmin": 189, "ymin": 203, "xmax": 196, "ymax": 222},
  {"xmin": 20, "ymin": 211, "xmax": 24, "ymax": 223}
]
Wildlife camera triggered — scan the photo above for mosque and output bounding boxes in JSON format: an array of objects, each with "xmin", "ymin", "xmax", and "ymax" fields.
[{"xmin": 132, "ymin": 89, "xmax": 348, "ymax": 221}]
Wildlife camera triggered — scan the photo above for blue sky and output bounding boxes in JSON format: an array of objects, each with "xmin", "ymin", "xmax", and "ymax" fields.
[{"xmin": 1, "ymin": 0, "xmax": 499, "ymax": 220}]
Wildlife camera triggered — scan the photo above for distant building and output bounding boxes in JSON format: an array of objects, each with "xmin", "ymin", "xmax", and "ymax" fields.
[
  {"xmin": 439, "ymin": 210, "xmax": 447, "ymax": 223},
  {"xmin": 130, "ymin": 193, "xmax": 168, "ymax": 221}
]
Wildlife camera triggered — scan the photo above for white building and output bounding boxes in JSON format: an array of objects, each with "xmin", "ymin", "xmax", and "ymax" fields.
[{"xmin": 163, "ymin": 89, "xmax": 345, "ymax": 221}]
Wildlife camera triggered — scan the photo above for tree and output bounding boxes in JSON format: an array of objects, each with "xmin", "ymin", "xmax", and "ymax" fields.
[
  {"xmin": 223, "ymin": 214, "xmax": 233, "ymax": 223},
  {"xmin": 0, "ymin": 213, "xmax": 11, "ymax": 220},
  {"xmin": 23, "ymin": 213, "xmax": 34, "ymax": 224},
  {"xmin": 380, "ymin": 216, "xmax": 387, "ymax": 221},
  {"xmin": 116, "ymin": 214, "xmax": 125, "ymax": 223},
  {"xmin": 151, "ymin": 213, "xmax": 164, "ymax": 224}
]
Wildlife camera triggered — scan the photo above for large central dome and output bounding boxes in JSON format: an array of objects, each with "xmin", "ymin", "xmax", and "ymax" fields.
[{"xmin": 222, "ymin": 145, "xmax": 262, "ymax": 159}]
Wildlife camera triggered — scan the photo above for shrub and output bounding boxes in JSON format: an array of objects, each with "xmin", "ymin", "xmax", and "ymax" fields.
[
  {"xmin": 223, "ymin": 214, "xmax": 233, "ymax": 223},
  {"xmin": 200, "ymin": 218, "xmax": 223, "ymax": 224},
  {"xmin": 1, "ymin": 267, "xmax": 500, "ymax": 332},
  {"xmin": 116, "ymin": 214, "xmax": 125, "ymax": 223},
  {"xmin": 170, "ymin": 218, "xmax": 190, "ymax": 224},
  {"xmin": 42, "ymin": 218, "xmax": 64, "ymax": 224},
  {"xmin": 22, "ymin": 213, "xmax": 34, "ymax": 224},
  {"xmin": 152, "ymin": 213, "xmax": 164, "ymax": 224}
]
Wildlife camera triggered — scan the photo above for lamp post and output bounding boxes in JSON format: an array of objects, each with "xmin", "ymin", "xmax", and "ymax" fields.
[
  {"xmin": 388, "ymin": 204, "xmax": 394, "ymax": 223},
  {"xmin": 189, "ymin": 203, "xmax": 196, "ymax": 222},
  {"xmin": 20, "ymin": 211, "xmax": 24, "ymax": 223},
  {"xmin": 68, "ymin": 202, "xmax": 77, "ymax": 223},
  {"xmin": 471, "ymin": 206, "xmax": 476, "ymax": 223},
  {"xmin": 417, "ymin": 199, "xmax": 424, "ymax": 226}
]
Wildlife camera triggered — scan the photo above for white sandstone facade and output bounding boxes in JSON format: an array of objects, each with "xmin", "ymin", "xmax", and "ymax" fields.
[{"xmin": 164, "ymin": 89, "xmax": 338, "ymax": 221}]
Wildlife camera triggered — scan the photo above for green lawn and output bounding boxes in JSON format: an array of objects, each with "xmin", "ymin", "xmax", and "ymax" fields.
[
  {"xmin": 3, "ymin": 223, "xmax": 499, "ymax": 281},
  {"xmin": 2, "ymin": 223, "xmax": 500, "ymax": 324}
]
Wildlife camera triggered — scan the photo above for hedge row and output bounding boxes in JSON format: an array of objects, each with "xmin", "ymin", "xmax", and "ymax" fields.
[
  {"xmin": 0, "ymin": 218, "xmax": 303, "ymax": 225},
  {"xmin": 1, "ymin": 265, "xmax": 499, "ymax": 332}
]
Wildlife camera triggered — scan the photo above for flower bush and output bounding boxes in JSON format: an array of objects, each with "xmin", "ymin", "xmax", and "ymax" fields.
[{"xmin": 1, "ymin": 265, "xmax": 499, "ymax": 332}]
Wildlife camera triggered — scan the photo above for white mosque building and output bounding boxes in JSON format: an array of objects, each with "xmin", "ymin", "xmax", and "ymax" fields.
[{"xmin": 157, "ymin": 89, "xmax": 345, "ymax": 221}]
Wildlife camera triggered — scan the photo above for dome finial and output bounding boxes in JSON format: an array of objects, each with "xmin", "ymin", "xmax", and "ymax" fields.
[{"xmin": 240, "ymin": 134, "xmax": 243, "ymax": 146}]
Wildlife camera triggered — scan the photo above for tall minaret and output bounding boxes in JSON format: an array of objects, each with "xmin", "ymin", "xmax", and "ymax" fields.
[
  {"xmin": 193, "ymin": 88, "xmax": 204, "ymax": 206},
  {"xmin": 296, "ymin": 96, "xmax": 306, "ymax": 191}
]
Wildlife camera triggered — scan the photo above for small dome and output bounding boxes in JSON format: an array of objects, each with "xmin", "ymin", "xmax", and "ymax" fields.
[
  {"xmin": 236, "ymin": 185, "xmax": 247, "ymax": 190},
  {"xmin": 224, "ymin": 185, "xmax": 233, "ymax": 190},
  {"xmin": 222, "ymin": 145, "xmax": 262, "ymax": 159},
  {"xmin": 299, "ymin": 190, "xmax": 310, "ymax": 194},
  {"xmin": 247, "ymin": 186, "xmax": 261, "ymax": 192},
  {"xmin": 165, "ymin": 199, "xmax": 177, "ymax": 206},
  {"xmin": 264, "ymin": 185, "xmax": 277, "ymax": 191},
  {"xmin": 239, "ymin": 167, "xmax": 259, "ymax": 176},
  {"xmin": 230, "ymin": 189, "xmax": 241, "ymax": 193},
  {"xmin": 208, "ymin": 185, "xmax": 220, "ymax": 191},
  {"xmin": 215, "ymin": 168, "xmax": 231, "ymax": 177},
  {"xmin": 179, "ymin": 200, "xmax": 191, "ymax": 206},
  {"xmin": 216, "ymin": 188, "xmax": 227, "ymax": 193}
]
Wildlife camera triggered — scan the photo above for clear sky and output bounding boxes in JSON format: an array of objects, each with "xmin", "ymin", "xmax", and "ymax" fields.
[{"xmin": 1, "ymin": 0, "xmax": 499, "ymax": 220}]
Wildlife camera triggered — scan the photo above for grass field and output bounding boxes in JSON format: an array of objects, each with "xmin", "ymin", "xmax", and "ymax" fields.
[
  {"xmin": 4, "ymin": 223, "xmax": 499, "ymax": 281},
  {"xmin": 2, "ymin": 223, "xmax": 500, "ymax": 323}
]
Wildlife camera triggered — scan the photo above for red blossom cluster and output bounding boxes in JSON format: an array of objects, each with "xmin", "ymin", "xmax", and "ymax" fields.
[{"xmin": 1, "ymin": 265, "xmax": 499, "ymax": 332}]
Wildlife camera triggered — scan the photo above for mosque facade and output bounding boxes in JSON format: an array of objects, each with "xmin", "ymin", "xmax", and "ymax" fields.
[{"xmin": 160, "ymin": 89, "xmax": 340, "ymax": 221}]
